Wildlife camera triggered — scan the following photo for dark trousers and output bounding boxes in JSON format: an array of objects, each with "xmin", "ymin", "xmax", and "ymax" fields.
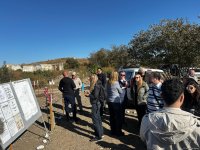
[
  {"xmin": 74, "ymin": 89, "xmax": 83, "ymax": 111},
  {"xmin": 64, "ymin": 95, "xmax": 77, "ymax": 120},
  {"xmin": 91, "ymin": 102, "xmax": 103, "ymax": 138},
  {"xmin": 100, "ymin": 101, "xmax": 105, "ymax": 117},
  {"xmin": 135, "ymin": 104, "xmax": 147, "ymax": 127},
  {"xmin": 121, "ymin": 94, "xmax": 128, "ymax": 124},
  {"xmin": 108, "ymin": 102, "xmax": 123, "ymax": 135}
]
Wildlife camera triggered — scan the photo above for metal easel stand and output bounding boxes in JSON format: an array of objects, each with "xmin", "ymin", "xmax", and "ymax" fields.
[{"xmin": 41, "ymin": 114, "xmax": 51, "ymax": 141}]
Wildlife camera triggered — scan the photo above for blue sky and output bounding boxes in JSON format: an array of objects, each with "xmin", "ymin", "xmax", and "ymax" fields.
[{"xmin": 0, "ymin": 0, "xmax": 199, "ymax": 65}]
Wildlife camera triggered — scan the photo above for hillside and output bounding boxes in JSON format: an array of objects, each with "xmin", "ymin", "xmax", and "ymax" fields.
[{"xmin": 30, "ymin": 58, "xmax": 89, "ymax": 65}]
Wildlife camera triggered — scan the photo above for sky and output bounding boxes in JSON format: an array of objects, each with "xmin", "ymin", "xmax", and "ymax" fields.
[{"xmin": 0, "ymin": 0, "xmax": 200, "ymax": 66}]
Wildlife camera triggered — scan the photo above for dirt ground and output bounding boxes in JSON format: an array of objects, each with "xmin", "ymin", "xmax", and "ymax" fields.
[{"xmin": 11, "ymin": 89, "xmax": 146, "ymax": 150}]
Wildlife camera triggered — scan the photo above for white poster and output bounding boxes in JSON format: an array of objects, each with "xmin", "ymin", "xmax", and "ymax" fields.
[
  {"xmin": 0, "ymin": 79, "xmax": 41, "ymax": 149},
  {"xmin": 8, "ymin": 99, "xmax": 20, "ymax": 116},
  {"xmin": 1, "ymin": 102, "xmax": 13, "ymax": 120},
  {"xmin": 0, "ymin": 86, "xmax": 7, "ymax": 103},
  {"xmin": 2, "ymin": 84, "xmax": 15, "ymax": 101},
  {"xmin": 7, "ymin": 118, "xmax": 19, "ymax": 137},
  {"xmin": 12, "ymin": 80, "xmax": 38, "ymax": 121},
  {"xmin": 0, "ymin": 83, "xmax": 25, "ymax": 145},
  {"xmin": 0, "ymin": 123, "xmax": 11, "ymax": 144},
  {"xmin": 0, "ymin": 109, "xmax": 5, "ymax": 122},
  {"xmin": 14, "ymin": 114, "xmax": 24, "ymax": 130}
]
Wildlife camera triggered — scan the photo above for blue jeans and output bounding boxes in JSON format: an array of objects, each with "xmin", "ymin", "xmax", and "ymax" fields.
[
  {"xmin": 91, "ymin": 102, "xmax": 103, "ymax": 138},
  {"xmin": 64, "ymin": 95, "xmax": 77, "ymax": 119}
]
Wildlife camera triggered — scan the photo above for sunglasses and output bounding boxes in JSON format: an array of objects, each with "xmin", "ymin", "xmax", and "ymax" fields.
[
  {"xmin": 187, "ymin": 86, "xmax": 195, "ymax": 90},
  {"xmin": 120, "ymin": 74, "xmax": 125, "ymax": 76}
]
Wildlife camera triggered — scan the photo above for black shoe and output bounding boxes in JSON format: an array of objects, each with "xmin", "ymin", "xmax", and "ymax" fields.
[
  {"xmin": 69, "ymin": 117, "xmax": 79, "ymax": 123},
  {"xmin": 69, "ymin": 119, "xmax": 75, "ymax": 123},
  {"xmin": 65, "ymin": 115, "xmax": 70, "ymax": 121},
  {"xmin": 123, "ymin": 121, "xmax": 128, "ymax": 127},
  {"xmin": 77, "ymin": 109, "xmax": 83, "ymax": 114},
  {"xmin": 110, "ymin": 131, "xmax": 116, "ymax": 136},
  {"xmin": 74, "ymin": 117, "xmax": 80, "ymax": 122},
  {"xmin": 115, "ymin": 132, "xmax": 125, "ymax": 137},
  {"xmin": 89, "ymin": 137, "xmax": 102, "ymax": 142}
]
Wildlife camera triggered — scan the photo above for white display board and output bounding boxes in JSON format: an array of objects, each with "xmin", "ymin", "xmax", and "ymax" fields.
[{"xmin": 0, "ymin": 79, "xmax": 42, "ymax": 149}]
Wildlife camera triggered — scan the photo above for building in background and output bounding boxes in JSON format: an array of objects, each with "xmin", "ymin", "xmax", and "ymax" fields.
[{"xmin": 6, "ymin": 63, "xmax": 64, "ymax": 72}]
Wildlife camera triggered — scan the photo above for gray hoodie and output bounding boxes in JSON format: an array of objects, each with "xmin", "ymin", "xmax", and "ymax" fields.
[{"xmin": 140, "ymin": 108, "xmax": 200, "ymax": 150}]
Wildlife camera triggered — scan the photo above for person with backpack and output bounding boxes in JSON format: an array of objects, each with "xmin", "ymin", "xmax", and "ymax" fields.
[{"xmin": 85, "ymin": 74, "xmax": 104, "ymax": 142}]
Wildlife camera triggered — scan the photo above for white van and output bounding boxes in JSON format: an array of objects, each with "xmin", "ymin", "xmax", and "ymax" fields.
[
  {"xmin": 119, "ymin": 67, "xmax": 164, "ymax": 106},
  {"xmin": 194, "ymin": 68, "xmax": 200, "ymax": 83}
]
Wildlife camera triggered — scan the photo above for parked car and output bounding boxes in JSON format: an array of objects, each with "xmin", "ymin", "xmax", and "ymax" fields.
[
  {"xmin": 193, "ymin": 68, "xmax": 200, "ymax": 83},
  {"xmin": 119, "ymin": 67, "xmax": 164, "ymax": 106}
]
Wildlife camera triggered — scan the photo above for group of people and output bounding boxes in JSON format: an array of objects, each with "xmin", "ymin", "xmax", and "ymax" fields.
[
  {"xmin": 59, "ymin": 67, "xmax": 200, "ymax": 149},
  {"xmin": 132, "ymin": 68, "xmax": 200, "ymax": 149},
  {"xmin": 58, "ymin": 70, "xmax": 83, "ymax": 122},
  {"xmin": 140, "ymin": 78, "xmax": 200, "ymax": 149}
]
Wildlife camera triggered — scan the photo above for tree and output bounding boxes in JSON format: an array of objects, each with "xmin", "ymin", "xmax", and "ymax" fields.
[
  {"xmin": 108, "ymin": 45, "xmax": 130, "ymax": 68},
  {"xmin": 128, "ymin": 18, "xmax": 200, "ymax": 68},
  {"xmin": 0, "ymin": 65, "xmax": 11, "ymax": 83},
  {"xmin": 89, "ymin": 48, "xmax": 110, "ymax": 67},
  {"xmin": 65, "ymin": 58, "xmax": 80, "ymax": 69}
]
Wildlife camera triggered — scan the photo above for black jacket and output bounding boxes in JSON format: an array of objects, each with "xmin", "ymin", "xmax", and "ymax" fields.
[
  {"xmin": 59, "ymin": 77, "xmax": 76, "ymax": 96},
  {"xmin": 90, "ymin": 80, "xmax": 103, "ymax": 104},
  {"xmin": 97, "ymin": 73, "xmax": 106, "ymax": 87}
]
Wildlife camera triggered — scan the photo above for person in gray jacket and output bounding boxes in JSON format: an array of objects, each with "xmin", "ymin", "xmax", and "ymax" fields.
[
  {"xmin": 140, "ymin": 78, "xmax": 200, "ymax": 149},
  {"xmin": 107, "ymin": 71, "xmax": 124, "ymax": 136}
]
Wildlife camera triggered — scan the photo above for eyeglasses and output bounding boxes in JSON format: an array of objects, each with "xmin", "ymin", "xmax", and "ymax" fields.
[
  {"xmin": 188, "ymin": 87, "xmax": 194, "ymax": 90},
  {"xmin": 120, "ymin": 74, "xmax": 125, "ymax": 76},
  {"xmin": 135, "ymin": 76, "xmax": 140, "ymax": 79}
]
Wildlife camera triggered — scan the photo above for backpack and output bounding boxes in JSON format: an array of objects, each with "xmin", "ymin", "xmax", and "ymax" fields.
[{"xmin": 98, "ymin": 85, "xmax": 107, "ymax": 103}]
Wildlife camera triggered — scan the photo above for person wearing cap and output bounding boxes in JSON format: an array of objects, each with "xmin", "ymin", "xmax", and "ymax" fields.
[
  {"xmin": 58, "ymin": 70, "xmax": 78, "ymax": 122},
  {"xmin": 72, "ymin": 72, "xmax": 83, "ymax": 112}
]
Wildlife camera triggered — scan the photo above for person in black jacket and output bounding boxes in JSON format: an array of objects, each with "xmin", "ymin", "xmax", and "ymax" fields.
[
  {"xmin": 59, "ymin": 70, "xmax": 77, "ymax": 122},
  {"xmin": 97, "ymin": 68, "xmax": 107, "ymax": 117},
  {"xmin": 97, "ymin": 68, "xmax": 107, "ymax": 87},
  {"xmin": 85, "ymin": 74, "xmax": 104, "ymax": 142},
  {"xmin": 118, "ymin": 71, "xmax": 128, "ymax": 125}
]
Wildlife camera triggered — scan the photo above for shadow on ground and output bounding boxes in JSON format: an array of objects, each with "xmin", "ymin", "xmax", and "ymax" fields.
[{"xmin": 37, "ymin": 100, "xmax": 146, "ymax": 150}]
